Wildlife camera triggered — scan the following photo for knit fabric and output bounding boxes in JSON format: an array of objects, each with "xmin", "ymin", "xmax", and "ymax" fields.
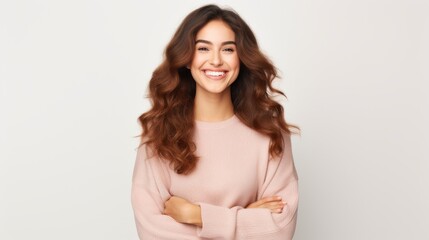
[{"xmin": 131, "ymin": 114, "xmax": 299, "ymax": 239}]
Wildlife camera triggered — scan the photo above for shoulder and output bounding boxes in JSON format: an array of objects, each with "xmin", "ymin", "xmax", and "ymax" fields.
[{"xmin": 136, "ymin": 141, "xmax": 170, "ymax": 169}]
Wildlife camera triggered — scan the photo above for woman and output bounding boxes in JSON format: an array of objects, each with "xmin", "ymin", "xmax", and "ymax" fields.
[{"xmin": 131, "ymin": 4, "xmax": 299, "ymax": 240}]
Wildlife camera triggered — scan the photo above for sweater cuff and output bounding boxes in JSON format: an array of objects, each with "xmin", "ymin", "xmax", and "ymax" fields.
[{"xmin": 196, "ymin": 202, "xmax": 239, "ymax": 239}]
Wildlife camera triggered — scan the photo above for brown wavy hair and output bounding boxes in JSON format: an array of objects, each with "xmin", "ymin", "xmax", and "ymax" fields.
[{"xmin": 138, "ymin": 4, "xmax": 299, "ymax": 174}]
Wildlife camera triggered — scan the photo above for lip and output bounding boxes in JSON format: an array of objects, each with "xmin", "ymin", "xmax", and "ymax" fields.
[
  {"xmin": 202, "ymin": 69, "xmax": 228, "ymax": 81},
  {"xmin": 203, "ymin": 68, "xmax": 228, "ymax": 71}
]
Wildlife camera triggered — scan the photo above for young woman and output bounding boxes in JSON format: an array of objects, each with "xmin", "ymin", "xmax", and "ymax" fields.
[{"xmin": 131, "ymin": 4, "xmax": 299, "ymax": 240}]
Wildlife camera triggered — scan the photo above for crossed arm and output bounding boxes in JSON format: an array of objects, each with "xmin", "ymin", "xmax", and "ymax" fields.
[
  {"xmin": 163, "ymin": 195, "xmax": 286, "ymax": 227},
  {"xmin": 131, "ymin": 135, "xmax": 298, "ymax": 239}
]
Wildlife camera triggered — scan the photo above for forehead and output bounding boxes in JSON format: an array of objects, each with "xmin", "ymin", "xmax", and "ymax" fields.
[{"xmin": 195, "ymin": 20, "xmax": 235, "ymax": 43}]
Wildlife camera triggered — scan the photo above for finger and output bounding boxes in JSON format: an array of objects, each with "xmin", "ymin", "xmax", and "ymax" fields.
[
  {"xmin": 271, "ymin": 208, "xmax": 283, "ymax": 213},
  {"xmin": 258, "ymin": 204, "xmax": 283, "ymax": 213},
  {"xmin": 273, "ymin": 202, "xmax": 288, "ymax": 213},
  {"xmin": 254, "ymin": 196, "xmax": 282, "ymax": 206},
  {"xmin": 269, "ymin": 201, "xmax": 285, "ymax": 208},
  {"xmin": 246, "ymin": 196, "xmax": 284, "ymax": 209},
  {"xmin": 260, "ymin": 201, "xmax": 284, "ymax": 210},
  {"xmin": 262, "ymin": 196, "xmax": 282, "ymax": 203},
  {"xmin": 254, "ymin": 200, "xmax": 284, "ymax": 208},
  {"xmin": 268, "ymin": 203, "xmax": 286, "ymax": 213}
]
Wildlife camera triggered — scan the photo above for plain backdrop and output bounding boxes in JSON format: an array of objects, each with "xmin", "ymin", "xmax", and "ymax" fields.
[{"xmin": 1, "ymin": 0, "xmax": 428, "ymax": 239}]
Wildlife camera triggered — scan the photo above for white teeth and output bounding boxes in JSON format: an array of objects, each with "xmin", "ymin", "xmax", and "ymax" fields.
[{"xmin": 205, "ymin": 71, "xmax": 225, "ymax": 77}]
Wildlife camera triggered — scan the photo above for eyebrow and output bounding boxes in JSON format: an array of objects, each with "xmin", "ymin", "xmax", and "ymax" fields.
[{"xmin": 195, "ymin": 39, "xmax": 236, "ymax": 46}]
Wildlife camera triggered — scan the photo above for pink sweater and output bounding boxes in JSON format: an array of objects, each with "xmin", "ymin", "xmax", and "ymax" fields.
[{"xmin": 131, "ymin": 115, "xmax": 299, "ymax": 239}]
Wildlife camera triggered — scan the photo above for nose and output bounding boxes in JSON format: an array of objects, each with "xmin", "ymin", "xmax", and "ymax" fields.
[{"xmin": 209, "ymin": 51, "xmax": 223, "ymax": 66}]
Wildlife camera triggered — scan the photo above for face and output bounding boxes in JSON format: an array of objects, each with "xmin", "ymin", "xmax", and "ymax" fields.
[{"xmin": 190, "ymin": 20, "xmax": 240, "ymax": 96}]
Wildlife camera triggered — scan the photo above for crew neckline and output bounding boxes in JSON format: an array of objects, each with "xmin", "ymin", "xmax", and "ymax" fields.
[{"xmin": 195, "ymin": 114, "xmax": 240, "ymax": 130}]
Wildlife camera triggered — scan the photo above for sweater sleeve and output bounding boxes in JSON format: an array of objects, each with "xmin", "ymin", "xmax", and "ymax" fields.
[
  {"xmin": 131, "ymin": 144, "xmax": 199, "ymax": 240},
  {"xmin": 196, "ymin": 133, "xmax": 299, "ymax": 240}
]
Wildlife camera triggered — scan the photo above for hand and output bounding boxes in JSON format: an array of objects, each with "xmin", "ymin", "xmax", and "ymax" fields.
[
  {"xmin": 164, "ymin": 196, "xmax": 202, "ymax": 227},
  {"xmin": 246, "ymin": 196, "xmax": 286, "ymax": 213}
]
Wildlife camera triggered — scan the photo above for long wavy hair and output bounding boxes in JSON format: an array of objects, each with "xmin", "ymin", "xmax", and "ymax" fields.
[{"xmin": 139, "ymin": 4, "xmax": 299, "ymax": 174}]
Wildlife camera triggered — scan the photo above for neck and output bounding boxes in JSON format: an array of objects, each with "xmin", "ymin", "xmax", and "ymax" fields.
[{"xmin": 194, "ymin": 88, "xmax": 234, "ymax": 122}]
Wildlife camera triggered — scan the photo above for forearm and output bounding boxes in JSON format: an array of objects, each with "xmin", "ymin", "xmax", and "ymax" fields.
[
  {"xmin": 187, "ymin": 204, "xmax": 202, "ymax": 227},
  {"xmin": 163, "ymin": 196, "xmax": 202, "ymax": 227},
  {"xmin": 166, "ymin": 195, "xmax": 289, "ymax": 230},
  {"xmin": 195, "ymin": 180, "xmax": 298, "ymax": 240}
]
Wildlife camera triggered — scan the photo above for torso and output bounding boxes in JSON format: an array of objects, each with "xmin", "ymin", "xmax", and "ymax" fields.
[{"xmin": 167, "ymin": 115, "xmax": 271, "ymax": 208}]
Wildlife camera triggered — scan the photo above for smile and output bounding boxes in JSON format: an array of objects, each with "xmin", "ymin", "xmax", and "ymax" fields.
[{"xmin": 203, "ymin": 70, "xmax": 227, "ymax": 80}]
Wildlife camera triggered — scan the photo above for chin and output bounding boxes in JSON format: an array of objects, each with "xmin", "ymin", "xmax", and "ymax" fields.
[{"xmin": 197, "ymin": 84, "xmax": 230, "ymax": 95}]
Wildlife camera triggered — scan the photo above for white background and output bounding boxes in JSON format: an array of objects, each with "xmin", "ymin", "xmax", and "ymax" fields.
[{"xmin": 1, "ymin": 0, "xmax": 428, "ymax": 239}]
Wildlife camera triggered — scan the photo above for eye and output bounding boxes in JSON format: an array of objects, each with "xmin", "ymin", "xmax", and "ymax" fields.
[
  {"xmin": 197, "ymin": 47, "xmax": 209, "ymax": 52},
  {"xmin": 223, "ymin": 48, "xmax": 235, "ymax": 53}
]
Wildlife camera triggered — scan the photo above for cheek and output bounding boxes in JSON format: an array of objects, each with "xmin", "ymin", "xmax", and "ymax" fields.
[
  {"xmin": 191, "ymin": 54, "xmax": 206, "ymax": 68},
  {"xmin": 227, "ymin": 55, "xmax": 240, "ymax": 69},
  {"xmin": 232, "ymin": 57, "xmax": 240, "ymax": 79}
]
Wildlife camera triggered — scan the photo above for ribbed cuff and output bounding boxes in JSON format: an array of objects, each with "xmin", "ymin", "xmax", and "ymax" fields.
[{"xmin": 196, "ymin": 202, "xmax": 239, "ymax": 239}]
